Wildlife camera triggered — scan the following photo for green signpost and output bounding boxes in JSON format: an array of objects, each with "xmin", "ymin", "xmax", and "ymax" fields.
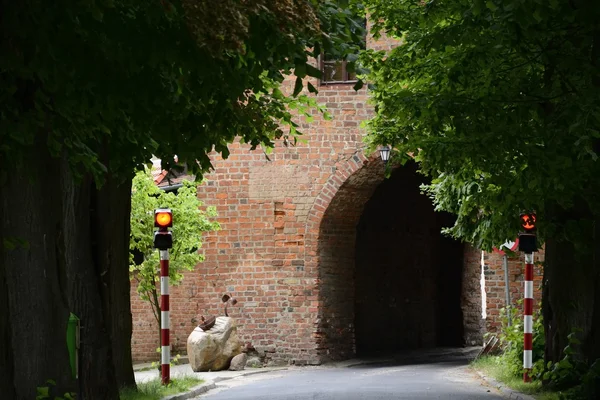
[{"xmin": 66, "ymin": 313, "xmax": 80, "ymax": 379}]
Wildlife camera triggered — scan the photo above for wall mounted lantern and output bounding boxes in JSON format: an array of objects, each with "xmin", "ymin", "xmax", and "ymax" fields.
[{"xmin": 379, "ymin": 145, "xmax": 391, "ymax": 164}]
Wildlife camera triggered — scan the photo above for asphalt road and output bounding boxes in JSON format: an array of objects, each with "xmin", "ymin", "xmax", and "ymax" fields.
[{"xmin": 196, "ymin": 355, "xmax": 503, "ymax": 400}]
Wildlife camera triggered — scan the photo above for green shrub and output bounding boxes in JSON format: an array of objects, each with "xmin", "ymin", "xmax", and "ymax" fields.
[
  {"xmin": 496, "ymin": 304, "xmax": 545, "ymax": 379},
  {"xmin": 543, "ymin": 333, "xmax": 582, "ymax": 386},
  {"xmin": 485, "ymin": 305, "xmax": 600, "ymax": 399},
  {"xmin": 577, "ymin": 358, "xmax": 600, "ymax": 399}
]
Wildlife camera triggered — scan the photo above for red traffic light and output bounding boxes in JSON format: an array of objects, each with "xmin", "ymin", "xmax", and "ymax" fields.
[
  {"xmin": 155, "ymin": 209, "xmax": 173, "ymax": 228},
  {"xmin": 520, "ymin": 213, "xmax": 536, "ymax": 232}
]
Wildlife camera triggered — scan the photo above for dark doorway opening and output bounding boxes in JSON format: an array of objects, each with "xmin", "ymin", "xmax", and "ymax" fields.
[{"xmin": 354, "ymin": 162, "xmax": 464, "ymax": 356}]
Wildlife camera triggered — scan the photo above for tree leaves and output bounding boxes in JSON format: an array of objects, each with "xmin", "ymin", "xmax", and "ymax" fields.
[
  {"xmin": 129, "ymin": 168, "xmax": 219, "ymax": 324},
  {"xmin": 305, "ymin": 63, "xmax": 323, "ymax": 79},
  {"xmin": 293, "ymin": 77, "xmax": 304, "ymax": 97},
  {"xmin": 361, "ymin": 0, "xmax": 600, "ymax": 249},
  {"xmin": 1, "ymin": 0, "xmax": 360, "ymax": 183},
  {"xmin": 353, "ymin": 80, "xmax": 364, "ymax": 91}
]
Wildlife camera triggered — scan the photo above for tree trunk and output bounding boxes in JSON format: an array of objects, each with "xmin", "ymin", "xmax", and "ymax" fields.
[
  {"xmin": 0, "ymin": 137, "xmax": 137, "ymax": 397},
  {"xmin": 94, "ymin": 174, "xmax": 137, "ymax": 389},
  {"xmin": 60, "ymin": 160, "xmax": 120, "ymax": 399},
  {"xmin": 1, "ymin": 139, "xmax": 74, "ymax": 398},
  {"xmin": 543, "ymin": 203, "xmax": 600, "ymax": 366},
  {"xmin": 0, "ymin": 181, "xmax": 17, "ymax": 399}
]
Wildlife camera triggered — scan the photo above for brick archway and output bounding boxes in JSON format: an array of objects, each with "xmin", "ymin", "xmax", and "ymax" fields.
[
  {"xmin": 305, "ymin": 156, "xmax": 484, "ymax": 362},
  {"xmin": 304, "ymin": 151, "xmax": 387, "ymax": 361}
]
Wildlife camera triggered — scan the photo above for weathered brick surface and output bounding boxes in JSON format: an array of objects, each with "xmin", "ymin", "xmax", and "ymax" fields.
[
  {"xmin": 463, "ymin": 245, "xmax": 485, "ymax": 346},
  {"xmin": 483, "ymin": 248, "xmax": 545, "ymax": 333},
  {"xmin": 131, "ymin": 81, "xmax": 376, "ymax": 364},
  {"xmin": 130, "ymin": 28, "xmax": 516, "ymax": 364},
  {"xmin": 131, "ymin": 145, "xmax": 489, "ymax": 364}
]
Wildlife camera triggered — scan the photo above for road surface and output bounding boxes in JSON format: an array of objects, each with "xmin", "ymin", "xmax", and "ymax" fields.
[{"xmin": 196, "ymin": 352, "xmax": 503, "ymax": 400}]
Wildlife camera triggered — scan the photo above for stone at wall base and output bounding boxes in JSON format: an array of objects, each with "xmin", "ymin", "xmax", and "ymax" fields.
[
  {"xmin": 229, "ymin": 353, "xmax": 248, "ymax": 371},
  {"xmin": 246, "ymin": 356, "xmax": 263, "ymax": 368},
  {"xmin": 187, "ymin": 316, "xmax": 242, "ymax": 372}
]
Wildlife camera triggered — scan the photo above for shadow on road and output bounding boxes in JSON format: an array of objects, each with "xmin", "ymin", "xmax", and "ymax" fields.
[{"xmin": 346, "ymin": 346, "xmax": 481, "ymax": 369}]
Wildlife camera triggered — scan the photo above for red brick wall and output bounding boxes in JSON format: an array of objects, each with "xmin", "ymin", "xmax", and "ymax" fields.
[
  {"xmin": 130, "ymin": 145, "xmax": 489, "ymax": 364},
  {"xmin": 131, "ymin": 83, "xmax": 376, "ymax": 363},
  {"xmin": 130, "ymin": 27, "xmax": 494, "ymax": 364},
  {"xmin": 483, "ymin": 248, "xmax": 545, "ymax": 333}
]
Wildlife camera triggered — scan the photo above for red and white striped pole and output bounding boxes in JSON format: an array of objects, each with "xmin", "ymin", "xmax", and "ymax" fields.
[
  {"xmin": 154, "ymin": 208, "xmax": 173, "ymax": 386},
  {"xmin": 523, "ymin": 252, "xmax": 534, "ymax": 382},
  {"xmin": 160, "ymin": 249, "xmax": 170, "ymax": 385}
]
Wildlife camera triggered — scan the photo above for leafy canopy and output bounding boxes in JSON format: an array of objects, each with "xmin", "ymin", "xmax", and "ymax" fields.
[
  {"xmin": 1, "ymin": 0, "xmax": 364, "ymax": 183},
  {"xmin": 359, "ymin": 0, "xmax": 600, "ymax": 249}
]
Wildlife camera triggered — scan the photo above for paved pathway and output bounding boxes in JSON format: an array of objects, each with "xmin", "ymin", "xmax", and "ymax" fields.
[
  {"xmin": 136, "ymin": 348, "xmax": 505, "ymax": 400},
  {"xmin": 196, "ymin": 361, "xmax": 502, "ymax": 399}
]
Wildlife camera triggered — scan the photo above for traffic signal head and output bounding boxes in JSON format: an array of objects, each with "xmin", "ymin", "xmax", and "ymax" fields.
[
  {"xmin": 153, "ymin": 231, "xmax": 173, "ymax": 250},
  {"xmin": 154, "ymin": 208, "xmax": 173, "ymax": 249},
  {"xmin": 520, "ymin": 213, "xmax": 536, "ymax": 233},
  {"xmin": 518, "ymin": 233, "xmax": 537, "ymax": 253},
  {"xmin": 154, "ymin": 208, "xmax": 173, "ymax": 228}
]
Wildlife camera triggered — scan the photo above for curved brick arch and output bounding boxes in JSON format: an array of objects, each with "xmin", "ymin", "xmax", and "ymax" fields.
[
  {"xmin": 303, "ymin": 151, "xmax": 385, "ymax": 268},
  {"xmin": 303, "ymin": 155, "xmax": 487, "ymax": 362},
  {"xmin": 303, "ymin": 151, "xmax": 389, "ymax": 361},
  {"xmin": 304, "ymin": 152, "xmax": 383, "ymax": 242}
]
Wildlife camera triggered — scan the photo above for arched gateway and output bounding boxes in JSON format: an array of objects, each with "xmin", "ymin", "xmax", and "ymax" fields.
[{"xmin": 305, "ymin": 154, "xmax": 481, "ymax": 362}]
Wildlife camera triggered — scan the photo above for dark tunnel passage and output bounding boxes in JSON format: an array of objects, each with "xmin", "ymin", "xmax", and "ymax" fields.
[{"xmin": 354, "ymin": 162, "xmax": 465, "ymax": 355}]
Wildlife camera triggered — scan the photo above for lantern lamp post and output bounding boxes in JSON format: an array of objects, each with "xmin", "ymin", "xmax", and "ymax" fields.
[{"xmin": 379, "ymin": 145, "xmax": 391, "ymax": 165}]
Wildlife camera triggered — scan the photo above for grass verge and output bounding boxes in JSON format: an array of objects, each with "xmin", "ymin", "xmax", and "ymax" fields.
[
  {"xmin": 120, "ymin": 376, "xmax": 204, "ymax": 400},
  {"xmin": 471, "ymin": 356, "xmax": 560, "ymax": 400}
]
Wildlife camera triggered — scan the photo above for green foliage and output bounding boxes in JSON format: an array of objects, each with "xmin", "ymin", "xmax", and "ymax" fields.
[
  {"xmin": 119, "ymin": 376, "xmax": 203, "ymax": 400},
  {"xmin": 495, "ymin": 305, "xmax": 545, "ymax": 379},
  {"xmin": 36, "ymin": 380, "xmax": 75, "ymax": 400},
  {"xmin": 575, "ymin": 358, "xmax": 600, "ymax": 399},
  {"xmin": 2, "ymin": 237, "xmax": 30, "ymax": 251},
  {"xmin": 471, "ymin": 356, "xmax": 555, "ymax": 399},
  {"xmin": 1, "ymin": 0, "xmax": 363, "ymax": 185},
  {"xmin": 492, "ymin": 305, "xmax": 599, "ymax": 398},
  {"xmin": 544, "ymin": 340, "xmax": 600, "ymax": 400},
  {"xmin": 542, "ymin": 329, "xmax": 588, "ymax": 390},
  {"xmin": 359, "ymin": 0, "xmax": 600, "ymax": 249},
  {"xmin": 129, "ymin": 168, "xmax": 219, "ymax": 327}
]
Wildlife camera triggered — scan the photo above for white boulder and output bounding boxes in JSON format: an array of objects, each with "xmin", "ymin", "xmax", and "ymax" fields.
[{"xmin": 187, "ymin": 316, "xmax": 242, "ymax": 372}]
